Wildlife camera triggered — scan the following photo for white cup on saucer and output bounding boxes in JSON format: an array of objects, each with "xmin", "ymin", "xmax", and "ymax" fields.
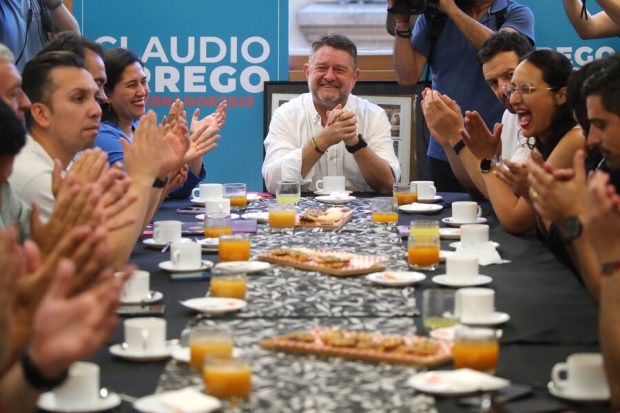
[
  {"xmin": 460, "ymin": 224, "xmax": 489, "ymax": 248},
  {"xmin": 315, "ymin": 176, "xmax": 345, "ymax": 193},
  {"xmin": 445, "ymin": 254, "xmax": 478, "ymax": 282},
  {"xmin": 411, "ymin": 180, "xmax": 436, "ymax": 200},
  {"xmin": 192, "ymin": 183, "xmax": 224, "ymax": 201},
  {"xmin": 452, "ymin": 201, "xmax": 482, "ymax": 223},
  {"xmin": 455, "ymin": 288, "xmax": 495, "ymax": 322},
  {"xmin": 171, "ymin": 242, "xmax": 202, "ymax": 270},
  {"xmin": 121, "ymin": 270, "xmax": 150, "ymax": 302},
  {"xmin": 52, "ymin": 362, "xmax": 100, "ymax": 410},
  {"xmin": 124, "ymin": 317, "xmax": 166, "ymax": 353},
  {"xmin": 205, "ymin": 198, "xmax": 231, "ymax": 216},
  {"xmin": 153, "ymin": 221, "xmax": 182, "ymax": 244},
  {"xmin": 551, "ymin": 353, "xmax": 610, "ymax": 399}
]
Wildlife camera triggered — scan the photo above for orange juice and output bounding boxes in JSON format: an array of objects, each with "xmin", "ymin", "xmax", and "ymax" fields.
[
  {"xmin": 394, "ymin": 192, "xmax": 418, "ymax": 205},
  {"xmin": 269, "ymin": 210, "xmax": 296, "ymax": 228},
  {"xmin": 408, "ymin": 245, "xmax": 440, "ymax": 267},
  {"xmin": 204, "ymin": 226, "xmax": 233, "ymax": 238},
  {"xmin": 203, "ymin": 363, "xmax": 252, "ymax": 399},
  {"xmin": 453, "ymin": 340, "xmax": 499, "ymax": 373},
  {"xmin": 228, "ymin": 196, "xmax": 247, "ymax": 208},
  {"xmin": 219, "ymin": 238, "xmax": 250, "ymax": 261},
  {"xmin": 211, "ymin": 276, "xmax": 247, "ymax": 299},
  {"xmin": 372, "ymin": 212, "xmax": 398, "ymax": 223},
  {"xmin": 189, "ymin": 338, "xmax": 234, "ymax": 370}
]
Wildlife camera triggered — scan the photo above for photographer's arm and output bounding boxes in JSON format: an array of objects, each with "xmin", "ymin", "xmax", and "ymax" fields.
[
  {"xmin": 441, "ymin": 0, "xmax": 510, "ymax": 48},
  {"xmin": 389, "ymin": 1, "xmax": 427, "ymax": 85}
]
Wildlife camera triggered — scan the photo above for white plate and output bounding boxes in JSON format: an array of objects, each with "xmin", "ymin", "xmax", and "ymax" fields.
[
  {"xmin": 408, "ymin": 371, "xmax": 509, "ymax": 396},
  {"xmin": 172, "ymin": 346, "xmax": 243, "ymax": 363},
  {"xmin": 181, "ymin": 297, "xmax": 247, "ymax": 315},
  {"xmin": 461, "ymin": 312, "xmax": 510, "ymax": 326},
  {"xmin": 442, "ymin": 217, "xmax": 488, "ymax": 227},
  {"xmin": 196, "ymin": 213, "xmax": 239, "ymax": 221},
  {"xmin": 213, "ymin": 261, "xmax": 271, "ymax": 274},
  {"xmin": 133, "ymin": 389, "xmax": 221, "ymax": 413},
  {"xmin": 38, "ymin": 392, "xmax": 121, "ymax": 413},
  {"xmin": 109, "ymin": 343, "xmax": 173, "ymax": 361},
  {"xmin": 439, "ymin": 228, "xmax": 461, "ymax": 240},
  {"xmin": 241, "ymin": 211, "xmax": 269, "ymax": 223},
  {"xmin": 158, "ymin": 260, "xmax": 214, "ymax": 273},
  {"xmin": 399, "ymin": 203, "xmax": 443, "ymax": 214},
  {"xmin": 315, "ymin": 195, "xmax": 356, "ymax": 204},
  {"xmin": 417, "ymin": 195, "xmax": 443, "ymax": 203},
  {"xmin": 432, "ymin": 274, "xmax": 492, "ymax": 287},
  {"xmin": 548, "ymin": 382, "xmax": 609, "ymax": 402},
  {"xmin": 449, "ymin": 241, "xmax": 500, "ymax": 249},
  {"xmin": 143, "ymin": 238, "xmax": 192, "ymax": 249},
  {"xmin": 247, "ymin": 193, "xmax": 262, "ymax": 201},
  {"xmin": 120, "ymin": 290, "xmax": 164, "ymax": 305},
  {"xmin": 191, "ymin": 193, "xmax": 260, "ymax": 205},
  {"xmin": 439, "ymin": 250, "xmax": 454, "ymax": 261},
  {"xmin": 314, "ymin": 190, "xmax": 352, "ymax": 196},
  {"xmin": 196, "ymin": 238, "xmax": 219, "ymax": 251},
  {"xmin": 366, "ymin": 271, "xmax": 426, "ymax": 287}
]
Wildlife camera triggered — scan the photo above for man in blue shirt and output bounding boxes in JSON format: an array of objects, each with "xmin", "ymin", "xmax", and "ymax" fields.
[{"xmin": 391, "ymin": 0, "xmax": 534, "ymax": 191}]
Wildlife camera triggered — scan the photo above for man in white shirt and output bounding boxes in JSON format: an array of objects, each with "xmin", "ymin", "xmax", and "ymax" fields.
[{"xmin": 263, "ymin": 33, "xmax": 400, "ymax": 194}]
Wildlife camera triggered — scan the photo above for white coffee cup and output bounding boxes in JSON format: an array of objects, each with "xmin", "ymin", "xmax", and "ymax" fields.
[
  {"xmin": 124, "ymin": 317, "xmax": 166, "ymax": 353},
  {"xmin": 551, "ymin": 353, "xmax": 610, "ymax": 399},
  {"xmin": 53, "ymin": 362, "xmax": 100, "ymax": 410},
  {"xmin": 121, "ymin": 270, "xmax": 150, "ymax": 303},
  {"xmin": 153, "ymin": 220, "xmax": 182, "ymax": 244},
  {"xmin": 315, "ymin": 176, "xmax": 346, "ymax": 193},
  {"xmin": 192, "ymin": 183, "xmax": 224, "ymax": 201},
  {"xmin": 452, "ymin": 201, "xmax": 482, "ymax": 223},
  {"xmin": 455, "ymin": 288, "xmax": 495, "ymax": 322},
  {"xmin": 446, "ymin": 254, "xmax": 478, "ymax": 281},
  {"xmin": 171, "ymin": 242, "xmax": 202, "ymax": 270},
  {"xmin": 205, "ymin": 198, "xmax": 231, "ymax": 216},
  {"xmin": 460, "ymin": 224, "xmax": 490, "ymax": 248},
  {"xmin": 411, "ymin": 180, "xmax": 436, "ymax": 200}
]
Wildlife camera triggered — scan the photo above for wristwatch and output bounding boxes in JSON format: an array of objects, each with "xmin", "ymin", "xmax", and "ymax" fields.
[
  {"xmin": 152, "ymin": 177, "xmax": 168, "ymax": 188},
  {"xmin": 345, "ymin": 134, "xmax": 368, "ymax": 154},
  {"xmin": 561, "ymin": 216, "xmax": 583, "ymax": 241},
  {"xmin": 480, "ymin": 158, "xmax": 497, "ymax": 174}
]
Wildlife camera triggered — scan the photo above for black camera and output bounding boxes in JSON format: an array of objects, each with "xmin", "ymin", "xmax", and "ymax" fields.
[{"xmin": 388, "ymin": 0, "xmax": 428, "ymax": 15}]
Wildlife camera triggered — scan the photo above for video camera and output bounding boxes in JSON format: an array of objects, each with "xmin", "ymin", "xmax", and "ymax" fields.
[{"xmin": 388, "ymin": 0, "xmax": 428, "ymax": 15}]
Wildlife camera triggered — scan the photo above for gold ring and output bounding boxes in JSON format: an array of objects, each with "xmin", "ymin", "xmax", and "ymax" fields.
[{"xmin": 529, "ymin": 189, "xmax": 539, "ymax": 201}]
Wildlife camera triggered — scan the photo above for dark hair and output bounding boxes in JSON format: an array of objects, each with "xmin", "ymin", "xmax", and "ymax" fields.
[
  {"xmin": 310, "ymin": 33, "xmax": 357, "ymax": 69},
  {"xmin": 40, "ymin": 32, "xmax": 104, "ymax": 60},
  {"xmin": 522, "ymin": 49, "xmax": 576, "ymax": 159},
  {"xmin": 477, "ymin": 32, "xmax": 534, "ymax": 65},
  {"xmin": 582, "ymin": 53, "xmax": 620, "ymax": 119},
  {"xmin": 101, "ymin": 48, "xmax": 144, "ymax": 123},
  {"xmin": 21, "ymin": 51, "xmax": 86, "ymax": 128},
  {"xmin": 566, "ymin": 59, "xmax": 608, "ymax": 133},
  {"xmin": 0, "ymin": 100, "xmax": 26, "ymax": 156}
]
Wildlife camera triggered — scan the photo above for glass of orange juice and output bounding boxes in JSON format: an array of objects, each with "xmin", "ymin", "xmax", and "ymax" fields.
[
  {"xmin": 408, "ymin": 220, "xmax": 440, "ymax": 271},
  {"xmin": 393, "ymin": 182, "xmax": 418, "ymax": 206},
  {"xmin": 219, "ymin": 234, "xmax": 250, "ymax": 262},
  {"xmin": 204, "ymin": 213, "xmax": 233, "ymax": 238},
  {"xmin": 371, "ymin": 197, "xmax": 398, "ymax": 225},
  {"xmin": 224, "ymin": 183, "xmax": 247, "ymax": 209},
  {"xmin": 210, "ymin": 272, "xmax": 247, "ymax": 299},
  {"xmin": 453, "ymin": 327, "xmax": 499, "ymax": 374},
  {"xmin": 203, "ymin": 356, "xmax": 252, "ymax": 400},
  {"xmin": 268, "ymin": 203, "xmax": 296, "ymax": 233},
  {"xmin": 189, "ymin": 326, "xmax": 234, "ymax": 371},
  {"xmin": 276, "ymin": 179, "xmax": 301, "ymax": 204}
]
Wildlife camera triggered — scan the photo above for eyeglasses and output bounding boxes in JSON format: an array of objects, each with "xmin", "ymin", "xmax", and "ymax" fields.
[{"xmin": 503, "ymin": 83, "xmax": 555, "ymax": 98}]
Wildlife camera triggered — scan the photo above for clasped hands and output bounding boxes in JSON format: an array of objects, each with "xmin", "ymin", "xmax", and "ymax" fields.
[{"xmin": 316, "ymin": 104, "xmax": 359, "ymax": 149}]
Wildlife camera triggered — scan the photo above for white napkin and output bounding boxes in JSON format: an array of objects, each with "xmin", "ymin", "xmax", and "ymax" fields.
[
  {"xmin": 329, "ymin": 191, "xmax": 350, "ymax": 199},
  {"xmin": 446, "ymin": 369, "xmax": 510, "ymax": 392},
  {"xmin": 456, "ymin": 242, "xmax": 509, "ymax": 266},
  {"xmin": 157, "ymin": 387, "xmax": 221, "ymax": 413}
]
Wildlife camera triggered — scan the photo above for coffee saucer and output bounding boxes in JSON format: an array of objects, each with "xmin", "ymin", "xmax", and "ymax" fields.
[
  {"xmin": 181, "ymin": 297, "xmax": 247, "ymax": 315},
  {"xmin": 196, "ymin": 238, "xmax": 219, "ymax": 251},
  {"xmin": 439, "ymin": 228, "xmax": 461, "ymax": 240},
  {"xmin": 442, "ymin": 217, "xmax": 488, "ymax": 227},
  {"xmin": 548, "ymin": 381, "xmax": 610, "ymax": 402},
  {"xmin": 213, "ymin": 261, "xmax": 271, "ymax": 274},
  {"xmin": 432, "ymin": 274, "xmax": 492, "ymax": 287},
  {"xmin": 172, "ymin": 346, "xmax": 243, "ymax": 363},
  {"xmin": 190, "ymin": 197, "xmax": 208, "ymax": 205},
  {"xmin": 417, "ymin": 195, "xmax": 443, "ymax": 203},
  {"xmin": 449, "ymin": 241, "xmax": 500, "ymax": 249},
  {"xmin": 399, "ymin": 203, "xmax": 443, "ymax": 214},
  {"xmin": 315, "ymin": 195, "xmax": 356, "ymax": 204},
  {"xmin": 196, "ymin": 213, "xmax": 239, "ymax": 221},
  {"xmin": 143, "ymin": 237, "xmax": 192, "ymax": 249},
  {"xmin": 38, "ymin": 391, "xmax": 121, "ymax": 413},
  {"xmin": 120, "ymin": 290, "xmax": 164, "ymax": 305},
  {"xmin": 109, "ymin": 343, "xmax": 173, "ymax": 361},
  {"xmin": 158, "ymin": 260, "xmax": 214, "ymax": 273},
  {"xmin": 461, "ymin": 312, "xmax": 510, "ymax": 326},
  {"xmin": 314, "ymin": 190, "xmax": 352, "ymax": 196}
]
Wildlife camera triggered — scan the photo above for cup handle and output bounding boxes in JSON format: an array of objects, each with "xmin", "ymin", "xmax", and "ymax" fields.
[
  {"xmin": 192, "ymin": 188, "xmax": 200, "ymax": 199},
  {"xmin": 429, "ymin": 185, "xmax": 437, "ymax": 197},
  {"xmin": 476, "ymin": 205, "xmax": 482, "ymax": 217},
  {"xmin": 315, "ymin": 180, "xmax": 324, "ymax": 191},
  {"xmin": 551, "ymin": 362, "xmax": 568, "ymax": 390},
  {"xmin": 141, "ymin": 329, "xmax": 149, "ymax": 351}
]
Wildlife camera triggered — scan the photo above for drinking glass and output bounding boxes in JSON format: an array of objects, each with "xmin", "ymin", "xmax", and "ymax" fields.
[
  {"xmin": 203, "ymin": 356, "xmax": 252, "ymax": 400},
  {"xmin": 268, "ymin": 203, "xmax": 296, "ymax": 232},
  {"xmin": 371, "ymin": 197, "xmax": 398, "ymax": 224},
  {"xmin": 224, "ymin": 183, "xmax": 247, "ymax": 209},
  {"xmin": 453, "ymin": 326, "xmax": 499, "ymax": 374},
  {"xmin": 189, "ymin": 325, "xmax": 234, "ymax": 371},
  {"xmin": 408, "ymin": 220, "xmax": 440, "ymax": 271},
  {"xmin": 204, "ymin": 213, "xmax": 233, "ymax": 238},
  {"xmin": 422, "ymin": 289, "xmax": 459, "ymax": 331},
  {"xmin": 219, "ymin": 234, "xmax": 251, "ymax": 262},
  {"xmin": 210, "ymin": 273, "xmax": 247, "ymax": 299},
  {"xmin": 393, "ymin": 182, "xmax": 418, "ymax": 206},
  {"xmin": 276, "ymin": 179, "xmax": 301, "ymax": 204}
]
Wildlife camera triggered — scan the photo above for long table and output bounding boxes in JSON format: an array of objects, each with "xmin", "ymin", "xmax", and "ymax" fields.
[{"xmin": 79, "ymin": 193, "xmax": 605, "ymax": 413}]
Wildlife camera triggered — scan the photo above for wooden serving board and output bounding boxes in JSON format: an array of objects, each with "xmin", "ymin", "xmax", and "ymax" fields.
[
  {"xmin": 295, "ymin": 208, "xmax": 354, "ymax": 230},
  {"xmin": 257, "ymin": 249, "xmax": 386, "ymax": 277},
  {"xmin": 261, "ymin": 328, "xmax": 453, "ymax": 367}
]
